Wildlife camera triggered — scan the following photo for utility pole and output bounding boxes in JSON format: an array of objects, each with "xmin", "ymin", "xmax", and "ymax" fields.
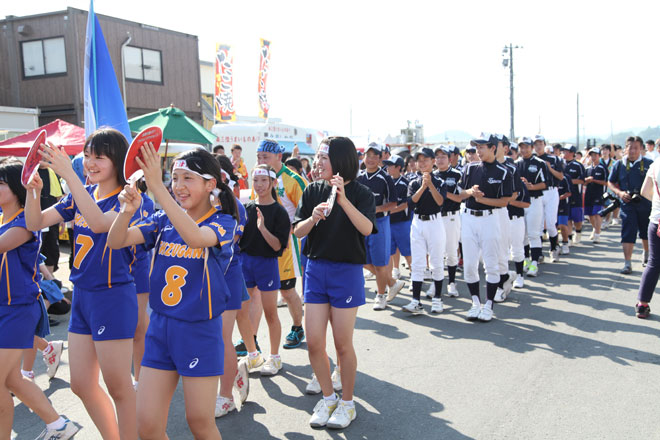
[
  {"xmin": 502, "ymin": 44, "xmax": 522, "ymax": 140},
  {"xmin": 576, "ymin": 93, "xmax": 580, "ymax": 149}
]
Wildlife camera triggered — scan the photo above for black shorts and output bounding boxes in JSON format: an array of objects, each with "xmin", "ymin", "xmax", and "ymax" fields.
[
  {"xmin": 41, "ymin": 225, "xmax": 60, "ymax": 269},
  {"xmin": 280, "ymin": 278, "xmax": 296, "ymax": 290}
]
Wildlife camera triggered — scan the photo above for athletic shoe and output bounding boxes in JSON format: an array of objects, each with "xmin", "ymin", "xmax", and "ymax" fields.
[
  {"xmin": 501, "ymin": 271, "xmax": 515, "ymax": 299},
  {"xmin": 636, "ymin": 303, "xmax": 651, "ymax": 319},
  {"xmin": 363, "ymin": 270, "xmax": 375, "ymax": 280},
  {"xmin": 309, "ymin": 398, "xmax": 338, "ymax": 427},
  {"xmin": 234, "ymin": 339, "xmax": 247, "ymax": 356},
  {"xmin": 573, "ymin": 232, "xmax": 581, "ymax": 244},
  {"xmin": 43, "ymin": 340, "xmax": 64, "ymax": 379},
  {"xmin": 494, "ymin": 288, "xmax": 505, "ymax": 303},
  {"xmin": 246, "ymin": 353, "xmax": 265, "ymax": 371},
  {"xmin": 331, "ymin": 367, "xmax": 342, "ymax": 391},
  {"xmin": 21, "ymin": 370, "xmax": 35, "ymax": 382},
  {"xmin": 260, "ymin": 356, "xmax": 282, "ymax": 376},
  {"xmin": 602, "ymin": 220, "xmax": 610, "ymax": 230},
  {"xmin": 589, "ymin": 230, "xmax": 595, "ymax": 240},
  {"xmin": 542, "ymin": 231, "xmax": 549, "ymax": 241},
  {"xmin": 513, "ymin": 274, "xmax": 524, "ymax": 289},
  {"xmin": 527, "ymin": 263, "xmax": 539, "ymax": 277},
  {"xmin": 402, "ymin": 299, "xmax": 424, "ymax": 314},
  {"xmin": 478, "ymin": 306, "xmax": 494, "ymax": 322},
  {"xmin": 327, "ymin": 401, "xmax": 357, "ymax": 429},
  {"xmin": 215, "ymin": 396, "xmax": 236, "ymax": 418},
  {"xmin": 283, "ymin": 327, "xmax": 305, "ymax": 349},
  {"xmin": 424, "ymin": 268, "xmax": 432, "ymax": 280},
  {"xmin": 392, "ymin": 268, "xmax": 401, "ymax": 280},
  {"xmin": 466, "ymin": 304, "xmax": 481, "ymax": 321},
  {"xmin": 234, "ymin": 359, "xmax": 249, "ymax": 403},
  {"xmin": 523, "ymin": 259, "xmax": 530, "ymax": 273},
  {"xmin": 431, "ymin": 298, "xmax": 444, "ymax": 313},
  {"xmin": 372, "ymin": 294, "xmax": 387, "ymax": 310},
  {"xmin": 386, "ymin": 280, "xmax": 405, "ymax": 302},
  {"xmin": 35, "ymin": 418, "xmax": 79, "ymax": 439},
  {"xmin": 593, "ymin": 233, "xmax": 600, "ymax": 244},
  {"xmin": 425, "ymin": 283, "xmax": 435, "ymax": 299},
  {"xmin": 560, "ymin": 244, "xmax": 570, "ymax": 255},
  {"xmin": 446, "ymin": 282, "xmax": 459, "ymax": 297},
  {"xmin": 549, "ymin": 249, "xmax": 559, "ymax": 263},
  {"xmin": 277, "ymin": 294, "xmax": 287, "ymax": 308},
  {"xmin": 538, "ymin": 255, "xmax": 545, "ymax": 264},
  {"xmin": 306, "ymin": 374, "xmax": 322, "ymax": 394},
  {"xmin": 620, "ymin": 265, "xmax": 633, "ymax": 275},
  {"xmin": 643, "ymin": 252, "xmax": 649, "ymax": 267},
  {"xmin": 612, "ymin": 218, "xmax": 621, "ymax": 226}
]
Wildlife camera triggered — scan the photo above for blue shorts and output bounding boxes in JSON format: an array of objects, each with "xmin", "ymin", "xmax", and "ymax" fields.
[
  {"xmin": 304, "ymin": 259, "xmax": 366, "ymax": 309},
  {"xmin": 0, "ymin": 302, "xmax": 40, "ymax": 349},
  {"xmin": 365, "ymin": 216, "xmax": 391, "ymax": 267},
  {"xmin": 569, "ymin": 207, "xmax": 584, "ymax": 223},
  {"xmin": 557, "ymin": 215, "xmax": 568, "ymax": 226},
  {"xmin": 132, "ymin": 252, "xmax": 150, "ymax": 294},
  {"xmin": 390, "ymin": 220, "xmax": 412, "ymax": 257},
  {"xmin": 620, "ymin": 202, "xmax": 651, "ymax": 243},
  {"xmin": 241, "ymin": 254, "xmax": 280, "ymax": 292},
  {"xmin": 584, "ymin": 205, "xmax": 602, "ymax": 216},
  {"xmin": 225, "ymin": 259, "xmax": 248, "ymax": 310},
  {"xmin": 69, "ymin": 283, "xmax": 138, "ymax": 341},
  {"xmin": 142, "ymin": 311, "xmax": 224, "ymax": 377}
]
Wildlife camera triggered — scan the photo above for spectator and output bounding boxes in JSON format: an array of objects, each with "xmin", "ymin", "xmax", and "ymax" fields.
[
  {"xmin": 213, "ymin": 144, "xmax": 226, "ymax": 155},
  {"xmin": 37, "ymin": 165, "xmax": 63, "ymax": 275},
  {"xmin": 231, "ymin": 144, "xmax": 249, "ymax": 189},
  {"xmin": 645, "ymin": 139, "xmax": 658, "ymax": 161}
]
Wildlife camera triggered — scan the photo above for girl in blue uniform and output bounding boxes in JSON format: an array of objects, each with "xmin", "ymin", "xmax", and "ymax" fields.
[
  {"xmin": 240, "ymin": 165, "xmax": 291, "ymax": 376},
  {"xmin": 25, "ymin": 129, "xmax": 139, "ymax": 439},
  {"xmin": 108, "ymin": 145, "xmax": 238, "ymax": 440},
  {"xmin": 294, "ymin": 137, "xmax": 376, "ymax": 429},
  {"xmin": 0, "ymin": 159, "xmax": 78, "ymax": 439}
]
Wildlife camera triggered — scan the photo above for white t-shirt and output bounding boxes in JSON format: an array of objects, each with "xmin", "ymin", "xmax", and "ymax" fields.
[
  {"xmin": 646, "ymin": 150, "xmax": 659, "ymax": 161},
  {"xmin": 649, "ymin": 159, "xmax": 660, "ymax": 224}
]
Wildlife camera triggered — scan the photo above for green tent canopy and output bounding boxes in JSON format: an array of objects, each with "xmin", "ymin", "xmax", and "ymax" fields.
[{"xmin": 128, "ymin": 105, "xmax": 216, "ymax": 145}]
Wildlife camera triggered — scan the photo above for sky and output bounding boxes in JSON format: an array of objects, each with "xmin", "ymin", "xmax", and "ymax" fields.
[{"xmin": 5, "ymin": 0, "xmax": 660, "ymax": 143}]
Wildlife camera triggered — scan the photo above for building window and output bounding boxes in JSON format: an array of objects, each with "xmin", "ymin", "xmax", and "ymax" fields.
[
  {"xmin": 21, "ymin": 37, "xmax": 67, "ymax": 78},
  {"xmin": 124, "ymin": 46, "xmax": 162, "ymax": 84}
]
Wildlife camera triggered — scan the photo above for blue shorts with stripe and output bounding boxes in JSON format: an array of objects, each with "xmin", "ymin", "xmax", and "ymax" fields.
[
  {"xmin": 0, "ymin": 302, "xmax": 40, "ymax": 349},
  {"xmin": 390, "ymin": 219, "xmax": 412, "ymax": 257},
  {"xmin": 225, "ymin": 258, "xmax": 249, "ymax": 311},
  {"xmin": 69, "ymin": 283, "xmax": 138, "ymax": 341},
  {"xmin": 242, "ymin": 254, "xmax": 280, "ymax": 292},
  {"xmin": 304, "ymin": 259, "xmax": 366, "ymax": 309},
  {"xmin": 365, "ymin": 216, "xmax": 391, "ymax": 267}
]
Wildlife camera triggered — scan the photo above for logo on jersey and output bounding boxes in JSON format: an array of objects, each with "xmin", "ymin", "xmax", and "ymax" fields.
[
  {"xmin": 163, "ymin": 225, "xmax": 174, "ymax": 232},
  {"xmin": 346, "ymin": 296, "xmax": 353, "ymax": 303},
  {"xmin": 487, "ymin": 178, "xmax": 502, "ymax": 184},
  {"xmin": 97, "ymin": 326, "xmax": 106, "ymax": 335},
  {"xmin": 529, "ymin": 165, "xmax": 538, "ymax": 173},
  {"xmin": 189, "ymin": 358, "xmax": 199, "ymax": 369},
  {"xmin": 445, "ymin": 178, "xmax": 456, "ymax": 186}
]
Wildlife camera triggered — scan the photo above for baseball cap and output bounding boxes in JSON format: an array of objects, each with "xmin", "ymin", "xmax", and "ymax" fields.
[
  {"xmin": 383, "ymin": 154, "xmax": 404, "ymax": 168},
  {"xmin": 383, "ymin": 144, "xmax": 390, "ymax": 154},
  {"xmin": 434, "ymin": 145, "xmax": 452, "ymax": 156},
  {"xmin": 589, "ymin": 147, "xmax": 601, "ymax": 155},
  {"xmin": 494, "ymin": 134, "xmax": 510, "ymax": 146},
  {"xmin": 465, "ymin": 146, "xmax": 476, "ymax": 153},
  {"xmin": 366, "ymin": 142, "xmax": 383, "ymax": 155},
  {"xmin": 561, "ymin": 144, "xmax": 577, "ymax": 153},
  {"xmin": 509, "ymin": 143, "xmax": 519, "ymax": 152},
  {"xmin": 414, "ymin": 147, "xmax": 435, "ymax": 159},
  {"xmin": 518, "ymin": 136, "xmax": 533, "ymax": 146},
  {"xmin": 470, "ymin": 132, "xmax": 497, "ymax": 146},
  {"xmin": 533, "ymin": 134, "xmax": 546, "ymax": 143},
  {"xmin": 448, "ymin": 145, "xmax": 460, "ymax": 155}
]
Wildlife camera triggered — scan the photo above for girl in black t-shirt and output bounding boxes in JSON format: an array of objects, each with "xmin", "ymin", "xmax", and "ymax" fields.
[
  {"xmin": 294, "ymin": 137, "xmax": 376, "ymax": 430},
  {"xmin": 240, "ymin": 165, "xmax": 290, "ymax": 377}
]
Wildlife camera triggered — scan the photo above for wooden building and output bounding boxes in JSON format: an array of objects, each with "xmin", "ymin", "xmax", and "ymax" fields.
[{"xmin": 0, "ymin": 8, "xmax": 202, "ymax": 127}]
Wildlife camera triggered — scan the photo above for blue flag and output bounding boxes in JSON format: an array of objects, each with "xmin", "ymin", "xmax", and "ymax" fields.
[{"xmin": 83, "ymin": 0, "xmax": 132, "ymax": 142}]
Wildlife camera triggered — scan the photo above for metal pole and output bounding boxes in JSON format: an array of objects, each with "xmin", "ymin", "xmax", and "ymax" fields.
[{"xmin": 509, "ymin": 44, "xmax": 514, "ymax": 140}]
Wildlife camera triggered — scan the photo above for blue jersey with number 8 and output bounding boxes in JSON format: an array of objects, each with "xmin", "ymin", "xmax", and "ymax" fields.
[{"xmin": 137, "ymin": 208, "xmax": 236, "ymax": 322}]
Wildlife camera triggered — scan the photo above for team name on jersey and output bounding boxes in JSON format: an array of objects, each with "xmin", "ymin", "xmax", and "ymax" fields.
[
  {"xmin": 487, "ymin": 177, "xmax": 502, "ymax": 184},
  {"xmin": 158, "ymin": 241, "xmax": 204, "ymax": 259},
  {"xmin": 74, "ymin": 213, "xmax": 90, "ymax": 229}
]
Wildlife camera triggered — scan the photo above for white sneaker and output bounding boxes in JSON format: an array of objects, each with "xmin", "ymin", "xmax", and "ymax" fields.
[
  {"xmin": 36, "ymin": 419, "xmax": 79, "ymax": 439},
  {"xmin": 549, "ymin": 249, "xmax": 559, "ymax": 263},
  {"xmin": 363, "ymin": 269, "xmax": 375, "ymax": 280},
  {"xmin": 327, "ymin": 400, "xmax": 357, "ymax": 429},
  {"xmin": 21, "ymin": 370, "xmax": 35, "ymax": 382},
  {"xmin": 234, "ymin": 358, "xmax": 249, "ymax": 403},
  {"xmin": 402, "ymin": 299, "xmax": 424, "ymax": 314},
  {"xmin": 602, "ymin": 220, "xmax": 610, "ymax": 230},
  {"xmin": 446, "ymin": 282, "xmax": 459, "ymax": 297},
  {"xmin": 214, "ymin": 396, "xmax": 236, "ymax": 418},
  {"xmin": 431, "ymin": 298, "xmax": 444, "ymax": 313},
  {"xmin": 513, "ymin": 274, "xmax": 524, "ymax": 288},
  {"xmin": 260, "ymin": 356, "xmax": 282, "ymax": 376},
  {"xmin": 277, "ymin": 294, "xmax": 286, "ymax": 307},
  {"xmin": 501, "ymin": 271, "xmax": 515, "ymax": 299},
  {"xmin": 466, "ymin": 303, "xmax": 481, "ymax": 321},
  {"xmin": 494, "ymin": 288, "xmax": 505, "ymax": 303},
  {"xmin": 589, "ymin": 230, "xmax": 595, "ymax": 240},
  {"xmin": 246, "ymin": 353, "xmax": 265, "ymax": 370},
  {"xmin": 573, "ymin": 232, "xmax": 581, "ymax": 244},
  {"xmin": 331, "ymin": 367, "xmax": 342, "ymax": 391},
  {"xmin": 612, "ymin": 218, "xmax": 621, "ymax": 226},
  {"xmin": 309, "ymin": 398, "xmax": 338, "ymax": 427},
  {"xmin": 560, "ymin": 244, "xmax": 570, "ymax": 255},
  {"xmin": 478, "ymin": 306, "xmax": 494, "ymax": 322},
  {"xmin": 43, "ymin": 340, "xmax": 64, "ymax": 379},
  {"xmin": 386, "ymin": 280, "xmax": 405, "ymax": 302},
  {"xmin": 425, "ymin": 283, "xmax": 435, "ymax": 299},
  {"xmin": 593, "ymin": 233, "xmax": 600, "ymax": 244},
  {"xmin": 392, "ymin": 268, "xmax": 401, "ymax": 279},
  {"xmin": 424, "ymin": 268, "xmax": 432, "ymax": 280},
  {"xmin": 523, "ymin": 260, "xmax": 530, "ymax": 273},
  {"xmin": 372, "ymin": 294, "xmax": 387, "ymax": 310},
  {"xmin": 306, "ymin": 374, "xmax": 322, "ymax": 394},
  {"xmin": 527, "ymin": 262, "xmax": 539, "ymax": 277}
]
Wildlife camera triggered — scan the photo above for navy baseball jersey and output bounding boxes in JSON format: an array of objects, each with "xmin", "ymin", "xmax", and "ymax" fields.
[{"xmin": 357, "ymin": 167, "xmax": 396, "ymax": 218}]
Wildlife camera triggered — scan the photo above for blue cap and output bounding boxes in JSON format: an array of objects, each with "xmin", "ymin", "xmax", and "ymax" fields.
[
  {"xmin": 366, "ymin": 142, "xmax": 384, "ymax": 155},
  {"xmin": 494, "ymin": 134, "xmax": 510, "ymax": 146},
  {"xmin": 414, "ymin": 147, "xmax": 435, "ymax": 159},
  {"xmin": 561, "ymin": 144, "xmax": 577, "ymax": 153},
  {"xmin": 383, "ymin": 154, "xmax": 405, "ymax": 168},
  {"xmin": 509, "ymin": 143, "xmax": 519, "ymax": 151},
  {"xmin": 533, "ymin": 134, "xmax": 546, "ymax": 143},
  {"xmin": 518, "ymin": 136, "xmax": 533, "ymax": 146},
  {"xmin": 434, "ymin": 145, "xmax": 453, "ymax": 156},
  {"xmin": 257, "ymin": 139, "xmax": 284, "ymax": 154},
  {"xmin": 470, "ymin": 132, "xmax": 498, "ymax": 146},
  {"xmin": 589, "ymin": 147, "xmax": 601, "ymax": 155}
]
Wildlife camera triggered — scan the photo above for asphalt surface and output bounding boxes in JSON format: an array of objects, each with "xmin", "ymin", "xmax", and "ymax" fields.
[{"xmin": 12, "ymin": 224, "xmax": 660, "ymax": 439}]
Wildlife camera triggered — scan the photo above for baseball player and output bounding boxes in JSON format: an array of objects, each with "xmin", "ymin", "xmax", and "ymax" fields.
[
  {"xmin": 561, "ymin": 145, "xmax": 585, "ymax": 249},
  {"xmin": 534, "ymin": 135, "xmax": 564, "ymax": 262},
  {"xmin": 382, "ymin": 154, "xmax": 409, "ymax": 299}
]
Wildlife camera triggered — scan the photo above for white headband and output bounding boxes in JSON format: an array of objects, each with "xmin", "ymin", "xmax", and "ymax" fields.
[
  {"xmin": 252, "ymin": 168, "xmax": 277, "ymax": 179},
  {"xmin": 318, "ymin": 143, "xmax": 330, "ymax": 155},
  {"xmin": 173, "ymin": 160, "xmax": 214, "ymax": 180}
]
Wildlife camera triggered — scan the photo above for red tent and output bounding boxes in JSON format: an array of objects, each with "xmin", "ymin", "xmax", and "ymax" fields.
[{"xmin": 0, "ymin": 119, "xmax": 86, "ymax": 157}]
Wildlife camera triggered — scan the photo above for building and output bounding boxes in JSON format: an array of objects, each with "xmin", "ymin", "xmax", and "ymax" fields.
[
  {"xmin": 0, "ymin": 105, "xmax": 39, "ymax": 140},
  {"xmin": 0, "ymin": 8, "xmax": 203, "ymax": 128}
]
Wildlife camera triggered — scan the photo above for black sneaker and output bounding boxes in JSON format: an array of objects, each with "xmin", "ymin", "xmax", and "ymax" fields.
[
  {"xmin": 636, "ymin": 304, "xmax": 650, "ymax": 319},
  {"xmin": 621, "ymin": 265, "xmax": 633, "ymax": 275},
  {"xmin": 283, "ymin": 326, "xmax": 305, "ymax": 349}
]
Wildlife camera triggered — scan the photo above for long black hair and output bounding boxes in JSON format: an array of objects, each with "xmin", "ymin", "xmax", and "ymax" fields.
[
  {"xmin": 84, "ymin": 127, "xmax": 129, "ymax": 187},
  {"xmin": 172, "ymin": 148, "xmax": 239, "ymax": 222},
  {"xmin": 0, "ymin": 159, "xmax": 27, "ymax": 207}
]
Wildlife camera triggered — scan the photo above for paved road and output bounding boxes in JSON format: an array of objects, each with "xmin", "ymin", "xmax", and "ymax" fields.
[{"xmin": 12, "ymin": 225, "xmax": 660, "ymax": 439}]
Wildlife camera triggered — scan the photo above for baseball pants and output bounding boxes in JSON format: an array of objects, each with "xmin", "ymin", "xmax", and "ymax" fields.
[
  {"xmin": 509, "ymin": 215, "xmax": 526, "ymax": 262},
  {"xmin": 542, "ymin": 187, "xmax": 559, "ymax": 237},
  {"xmin": 410, "ymin": 214, "xmax": 446, "ymax": 282},
  {"xmin": 525, "ymin": 197, "xmax": 544, "ymax": 249},
  {"xmin": 442, "ymin": 212, "xmax": 461, "ymax": 267},
  {"xmin": 495, "ymin": 208, "xmax": 511, "ymax": 274},
  {"xmin": 461, "ymin": 211, "xmax": 500, "ymax": 284}
]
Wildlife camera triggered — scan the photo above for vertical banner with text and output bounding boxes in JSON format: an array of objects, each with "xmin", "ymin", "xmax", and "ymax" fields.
[
  {"xmin": 257, "ymin": 39, "xmax": 271, "ymax": 120},
  {"xmin": 214, "ymin": 43, "xmax": 236, "ymax": 123}
]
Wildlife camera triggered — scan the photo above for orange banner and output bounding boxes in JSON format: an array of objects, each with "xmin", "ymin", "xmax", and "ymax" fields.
[
  {"xmin": 214, "ymin": 43, "xmax": 236, "ymax": 123},
  {"xmin": 258, "ymin": 39, "xmax": 271, "ymax": 120}
]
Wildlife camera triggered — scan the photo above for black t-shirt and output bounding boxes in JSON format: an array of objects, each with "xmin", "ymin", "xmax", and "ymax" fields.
[
  {"xmin": 38, "ymin": 168, "xmax": 60, "ymax": 209},
  {"xmin": 539, "ymin": 154, "xmax": 564, "ymax": 187},
  {"xmin": 564, "ymin": 160, "xmax": 585, "ymax": 206},
  {"xmin": 390, "ymin": 175, "xmax": 411, "ymax": 223},
  {"xmin": 584, "ymin": 164, "xmax": 608, "ymax": 205},
  {"xmin": 408, "ymin": 173, "xmax": 447, "ymax": 216},
  {"xmin": 459, "ymin": 160, "xmax": 513, "ymax": 210},
  {"xmin": 294, "ymin": 180, "xmax": 376, "ymax": 264},
  {"xmin": 356, "ymin": 168, "xmax": 396, "ymax": 218},
  {"xmin": 516, "ymin": 156, "xmax": 549, "ymax": 198},
  {"xmin": 558, "ymin": 175, "xmax": 572, "ymax": 215},
  {"xmin": 240, "ymin": 201, "xmax": 290, "ymax": 258},
  {"xmin": 434, "ymin": 167, "xmax": 462, "ymax": 213}
]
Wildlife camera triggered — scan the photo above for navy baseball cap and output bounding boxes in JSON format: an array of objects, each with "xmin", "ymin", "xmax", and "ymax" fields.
[
  {"xmin": 509, "ymin": 143, "xmax": 519, "ymax": 152},
  {"xmin": 533, "ymin": 134, "xmax": 546, "ymax": 143},
  {"xmin": 518, "ymin": 136, "xmax": 533, "ymax": 146},
  {"xmin": 414, "ymin": 147, "xmax": 435, "ymax": 159},
  {"xmin": 383, "ymin": 144, "xmax": 390, "ymax": 154},
  {"xmin": 434, "ymin": 145, "xmax": 453, "ymax": 156},
  {"xmin": 589, "ymin": 147, "xmax": 601, "ymax": 155},
  {"xmin": 465, "ymin": 145, "xmax": 476, "ymax": 153},
  {"xmin": 366, "ymin": 142, "xmax": 383, "ymax": 155},
  {"xmin": 494, "ymin": 134, "xmax": 510, "ymax": 146},
  {"xmin": 447, "ymin": 145, "xmax": 460, "ymax": 155},
  {"xmin": 561, "ymin": 144, "xmax": 577, "ymax": 153},
  {"xmin": 383, "ymin": 154, "xmax": 405, "ymax": 168},
  {"xmin": 470, "ymin": 132, "xmax": 497, "ymax": 146}
]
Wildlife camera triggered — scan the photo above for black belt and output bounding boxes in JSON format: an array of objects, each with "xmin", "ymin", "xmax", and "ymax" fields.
[
  {"xmin": 530, "ymin": 195, "xmax": 542, "ymax": 199},
  {"xmin": 509, "ymin": 214, "xmax": 523, "ymax": 220},
  {"xmin": 441, "ymin": 210, "xmax": 459, "ymax": 217},
  {"xmin": 462, "ymin": 208, "xmax": 493, "ymax": 217},
  {"xmin": 416, "ymin": 213, "xmax": 440, "ymax": 221}
]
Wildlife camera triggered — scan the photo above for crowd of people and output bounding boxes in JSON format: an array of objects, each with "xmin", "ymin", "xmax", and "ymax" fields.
[{"xmin": 2, "ymin": 129, "xmax": 659, "ymax": 439}]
